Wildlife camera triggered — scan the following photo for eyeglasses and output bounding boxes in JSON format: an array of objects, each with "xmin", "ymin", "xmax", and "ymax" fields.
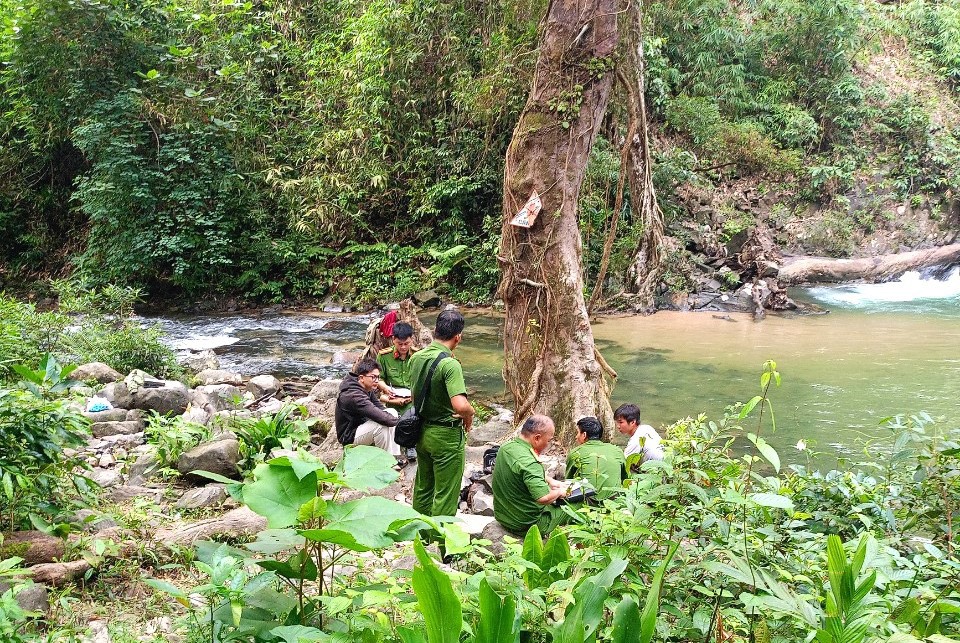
[{"xmin": 363, "ymin": 374, "xmax": 381, "ymax": 381}]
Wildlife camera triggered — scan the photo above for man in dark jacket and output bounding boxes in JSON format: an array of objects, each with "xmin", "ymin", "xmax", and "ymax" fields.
[{"xmin": 335, "ymin": 359, "xmax": 404, "ymax": 464}]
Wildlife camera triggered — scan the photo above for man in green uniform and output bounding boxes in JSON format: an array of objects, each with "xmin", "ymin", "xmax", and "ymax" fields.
[
  {"xmin": 408, "ymin": 309, "xmax": 474, "ymax": 517},
  {"xmin": 376, "ymin": 321, "xmax": 417, "ymax": 462},
  {"xmin": 565, "ymin": 416, "xmax": 626, "ymax": 500},
  {"xmin": 492, "ymin": 415, "xmax": 568, "ymax": 535}
]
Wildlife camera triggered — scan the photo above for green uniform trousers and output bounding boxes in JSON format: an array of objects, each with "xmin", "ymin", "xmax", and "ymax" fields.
[{"xmin": 412, "ymin": 424, "xmax": 465, "ymax": 517}]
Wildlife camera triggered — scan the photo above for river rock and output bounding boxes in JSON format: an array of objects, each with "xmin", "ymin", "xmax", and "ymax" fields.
[
  {"xmin": 91, "ymin": 420, "xmax": 144, "ymax": 438},
  {"xmin": 98, "ymin": 382, "xmax": 133, "ymax": 409},
  {"xmin": 178, "ymin": 350, "xmax": 220, "ymax": 372},
  {"xmin": 470, "ymin": 488, "xmax": 495, "ymax": 516},
  {"xmin": 101, "ymin": 381, "xmax": 190, "ymax": 415},
  {"xmin": 247, "ymin": 374, "xmax": 280, "ymax": 398},
  {"xmin": 177, "ymin": 439, "xmax": 240, "ymax": 481},
  {"xmin": 107, "ymin": 485, "xmax": 163, "ymax": 502},
  {"xmin": 127, "ymin": 449, "xmax": 161, "ymax": 484},
  {"xmin": 83, "ymin": 408, "xmax": 128, "ymax": 423},
  {"xmin": 98, "ymin": 453, "xmax": 115, "ymax": 468},
  {"xmin": 322, "ymin": 300, "xmax": 347, "ymax": 313},
  {"xmin": 0, "ymin": 581, "xmax": 48, "ymax": 614},
  {"xmin": 0, "ymin": 531, "xmax": 65, "ymax": 565},
  {"xmin": 467, "ymin": 418, "xmax": 513, "ymax": 446},
  {"xmin": 195, "ymin": 369, "xmax": 243, "ymax": 386},
  {"xmin": 88, "ymin": 468, "xmax": 123, "ymax": 488},
  {"xmin": 135, "ymin": 382, "xmax": 190, "ymax": 415},
  {"xmin": 308, "ymin": 379, "xmax": 340, "ymax": 401},
  {"xmin": 413, "ymin": 290, "xmax": 442, "ymax": 308},
  {"xmin": 255, "ymin": 398, "xmax": 284, "ymax": 415},
  {"xmin": 100, "ymin": 432, "xmax": 145, "ymax": 448},
  {"xmin": 192, "ymin": 384, "xmax": 242, "ymax": 413},
  {"xmin": 176, "ymin": 485, "xmax": 228, "ymax": 509},
  {"xmin": 182, "ymin": 406, "xmax": 211, "ymax": 426},
  {"xmin": 480, "ymin": 520, "xmax": 516, "ymax": 556},
  {"xmin": 85, "ymin": 620, "xmax": 110, "ymax": 643},
  {"xmin": 72, "ymin": 362, "xmax": 123, "ymax": 384}
]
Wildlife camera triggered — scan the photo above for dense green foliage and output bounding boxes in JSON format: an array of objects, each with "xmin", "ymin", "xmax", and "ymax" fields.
[
  {"xmin": 0, "ymin": 287, "xmax": 180, "ymax": 380},
  {"xmin": 0, "ymin": 355, "xmax": 90, "ymax": 532},
  {"xmin": 1, "ymin": 0, "xmax": 957, "ymax": 304}
]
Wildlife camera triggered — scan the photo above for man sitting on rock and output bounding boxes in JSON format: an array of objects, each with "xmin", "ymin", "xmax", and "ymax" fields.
[
  {"xmin": 335, "ymin": 359, "xmax": 404, "ymax": 467},
  {"xmin": 565, "ymin": 416, "xmax": 626, "ymax": 499},
  {"xmin": 615, "ymin": 403, "xmax": 664, "ymax": 470},
  {"xmin": 376, "ymin": 321, "xmax": 418, "ymax": 463},
  {"xmin": 491, "ymin": 415, "xmax": 568, "ymax": 536}
]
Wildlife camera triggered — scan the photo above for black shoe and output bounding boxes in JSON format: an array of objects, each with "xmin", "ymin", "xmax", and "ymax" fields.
[{"xmin": 406, "ymin": 447, "xmax": 417, "ymax": 461}]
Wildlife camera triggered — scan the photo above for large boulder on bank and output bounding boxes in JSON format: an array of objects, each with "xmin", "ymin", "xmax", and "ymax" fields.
[
  {"xmin": 72, "ymin": 362, "xmax": 123, "ymax": 384},
  {"xmin": 177, "ymin": 439, "xmax": 240, "ymax": 481},
  {"xmin": 194, "ymin": 369, "xmax": 243, "ymax": 386},
  {"xmin": 191, "ymin": 384, "xmax": 243, "ymax": 413},
  {"xmin": 91, "ymin": 420, "xmax": 144, "ymax": 438},
  {"xmin": 133, "ymin": 382, "xmax": 190, "ymax": 415},
  {"xmin": 100, "ymin": 381, "xmax": 190, "ymax": 415},
  {"xmin": 247, "ymin": 375, "xmax": 281, "ymax": 398}
]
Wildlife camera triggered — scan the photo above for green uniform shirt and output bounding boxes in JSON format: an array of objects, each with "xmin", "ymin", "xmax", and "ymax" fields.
[
  {"xmin": 565, "ymin": 440, "xmax": 626, "ymax": 499},
  {"xmin": 377, "ymin": 347, "xmax": 414, "ymax": 414},
  {"xmin": 492, "ymin": 438, "xmax": 551, "ymax": 534},
  {"xmin": 408, "ymin": 341, "xmax": 466, "ymax": 426}
]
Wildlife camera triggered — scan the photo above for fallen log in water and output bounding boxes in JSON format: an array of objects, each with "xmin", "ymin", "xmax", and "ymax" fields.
[{"xmin": 778, "ymin": 244, "xmax": 960, "ymax": 284}]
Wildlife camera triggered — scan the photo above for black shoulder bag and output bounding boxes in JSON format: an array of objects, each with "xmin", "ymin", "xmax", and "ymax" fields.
[{"xmin": 394, "ymin": 352, "xmax": 448, "ymax": 448}]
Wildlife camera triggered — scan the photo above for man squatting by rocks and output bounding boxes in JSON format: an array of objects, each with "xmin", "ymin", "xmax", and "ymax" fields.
[{"xmin": 334, "ymin": 358, "xmax": 406, "ymax": 468}]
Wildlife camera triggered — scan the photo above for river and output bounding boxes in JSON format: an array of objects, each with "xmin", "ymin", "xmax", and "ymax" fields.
[{"xmin": 148, "ymin": 267, "xmax": 960, "ymax": 462}]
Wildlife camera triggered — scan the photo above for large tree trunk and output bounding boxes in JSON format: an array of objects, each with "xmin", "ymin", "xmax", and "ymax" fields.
[
  {"xmin": 498, "ymin": 0, "xmax": 619, "ymax": 445},
  {"xmin": 778, "ymin": 244, "xmax": 960, "ymax": 284},
  {"xmin": 623, "ymin": 3, "xmax": 664, "ymax": 309}
]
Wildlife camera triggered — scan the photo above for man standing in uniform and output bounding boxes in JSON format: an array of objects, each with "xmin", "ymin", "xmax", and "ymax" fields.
[
  {"xmin": 408, "ymin": 309, "xmax": 474, "ymax": 517},
  {"xmin": 376, "ymin": 321, "xmax": 417, "ymax": 462},
  {"xmin": 491, "ymin": 415, "xmax": 568, "ymax": 535},
  {"xmin": 565, "ymin": 416, "xmax": 626, "ymax": 499}
]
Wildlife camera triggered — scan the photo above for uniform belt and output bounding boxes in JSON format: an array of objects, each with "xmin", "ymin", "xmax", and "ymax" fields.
[{"xmin": 426, "ymin": 418, "xmax": 463, "ymax": 428}]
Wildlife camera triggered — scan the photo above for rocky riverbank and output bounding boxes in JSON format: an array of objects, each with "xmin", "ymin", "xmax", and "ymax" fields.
[{"xmin": 3, "ymin": 351, "xmax": 546, "ymax": 634}]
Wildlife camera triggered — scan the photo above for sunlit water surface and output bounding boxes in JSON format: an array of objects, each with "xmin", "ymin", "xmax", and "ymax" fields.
[{"xmin": 146, "ymin": 267, "xmax": 959, "ymax": 462}]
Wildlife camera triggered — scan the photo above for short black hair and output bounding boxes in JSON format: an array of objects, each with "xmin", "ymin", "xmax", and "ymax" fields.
[
  {"xmin": 519, "ymin": 415, "xmax": 553, "ymax": 436},
  {"xmin": 576, "ymin": 416, "xmax": 604, "ymax": 441},
  {"xmin": 354, "ymin": 358, "xmax": 380, "ymax": 376},
  {"xmin": 392, "ymin": 322, "xmax": 414, "ymax": 340},
  {"xmin": 613, "ymin": 403, "xmax": 641, "ymax": 424},
  {"xmin": 434, "ymin": 309, "xmax": 465, "ymax": 341}
]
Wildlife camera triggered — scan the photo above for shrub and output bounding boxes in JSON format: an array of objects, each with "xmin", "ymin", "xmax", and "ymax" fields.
[
  {"xmin": 0, "ymin": 356, "xmax": 90, "ymax": 531},
  {"xmin": 0, "ymin": 288, "xmax": 182, "ymax": 381},
  {"xmin": 144, "ymin": 412, "xmax": 212, "ymax": 473}
]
